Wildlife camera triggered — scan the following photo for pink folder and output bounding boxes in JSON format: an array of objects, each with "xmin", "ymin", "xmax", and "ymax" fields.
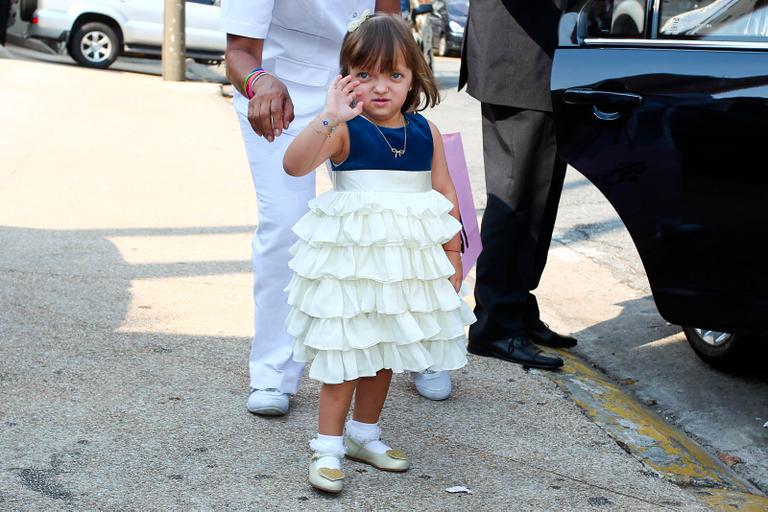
[{"xmin": 442, "ymin": 132, "xmax": 482, "ymax": 279}]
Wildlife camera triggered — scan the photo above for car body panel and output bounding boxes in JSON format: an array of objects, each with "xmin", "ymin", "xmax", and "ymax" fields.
[
  {"xmin": 429, "ymin": 0, "xmax": 467, "ymax": 54},
  {"xmin": 552, "ymin": 1, "xmax": 768, "ymax": 335},
  {"xmin": 27, "ymin": 0, "xmax": 224, "ymax": 54}
]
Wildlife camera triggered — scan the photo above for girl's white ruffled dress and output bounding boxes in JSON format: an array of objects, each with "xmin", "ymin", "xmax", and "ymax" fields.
[{"xmin": 285, "ymin": 113, "xmax": 476, "ymax": 384}]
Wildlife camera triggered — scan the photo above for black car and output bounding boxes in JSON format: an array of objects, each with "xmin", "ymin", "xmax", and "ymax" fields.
[
  {"xmin": 552, "ymin": 0, "xmax": 768, "ymax": 368},
  {"xmin": 429, "ymin": 0, "xmax": 468, "ymax": 57},
  {"xmin": 402, "ymin": 1, "xmax": 435, "ymax": 69}
]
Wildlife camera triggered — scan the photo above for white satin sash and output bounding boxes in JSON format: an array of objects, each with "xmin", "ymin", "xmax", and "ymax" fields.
[{"xmin": 332, "ymin": 170, "xmax": 432, "ymax": 193}]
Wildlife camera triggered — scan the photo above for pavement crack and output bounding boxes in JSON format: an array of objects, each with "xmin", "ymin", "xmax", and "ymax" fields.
[{"xmin": 499, "ymin": 453, "xmax": 679, "ymax": 510}]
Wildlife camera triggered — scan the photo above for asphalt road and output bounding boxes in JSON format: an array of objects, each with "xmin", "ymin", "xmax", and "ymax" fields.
[{"xmin": 6, "ymin": 42, "xmax": 767, "ymax": 495}]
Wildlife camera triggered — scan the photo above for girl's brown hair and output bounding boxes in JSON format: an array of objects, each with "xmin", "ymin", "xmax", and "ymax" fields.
[{"xmin": 339, "ymin": 13, "xmax": 440, "ymax": 113}]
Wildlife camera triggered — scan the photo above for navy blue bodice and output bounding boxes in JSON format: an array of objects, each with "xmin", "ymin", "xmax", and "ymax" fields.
[{"xmin": 332, "ymin": 112, "xmax": 433, "ymax": 171}]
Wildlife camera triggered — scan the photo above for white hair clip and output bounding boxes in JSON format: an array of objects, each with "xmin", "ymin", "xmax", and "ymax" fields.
[{"xmin": 347, "ymin": 9, "xmax": 373, "ymax": 32}]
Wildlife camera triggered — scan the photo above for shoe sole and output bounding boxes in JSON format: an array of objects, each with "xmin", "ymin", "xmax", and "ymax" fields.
[
  {"xmin": 468, "ymin": 347, "xmax": 563, "ymax": 370},
  {"xmin": 533, "ymin": 340, "xmax": 578, "ymax": 349},
  {"xmin": 417, "ymin": 392, "xmax": 451, "ymax": 401},
  {"xmin": 247, "ymin": 406, "xmax": 287, "ymax": 416},
  {"xmin": 309, "ymin": 480, "xmax": 343, "ymax": 494},
  {"xmin": 345, "ymin": 454, "xmax": 409, "ymax": 473}
]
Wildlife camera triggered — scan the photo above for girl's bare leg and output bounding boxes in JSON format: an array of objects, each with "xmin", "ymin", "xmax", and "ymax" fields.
[
  {"xmin": 318, "ymin": 379, "xmax": 358, "ymax": 435},
  {"xmin": 351, "ymin": 369, "xmax": 393, "ymax": 423}
]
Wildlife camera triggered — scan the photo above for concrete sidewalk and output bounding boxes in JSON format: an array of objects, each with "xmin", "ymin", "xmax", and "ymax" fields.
[{"xmin": 0, "ymin": 58, "xmax": 712, "ymax": 511}]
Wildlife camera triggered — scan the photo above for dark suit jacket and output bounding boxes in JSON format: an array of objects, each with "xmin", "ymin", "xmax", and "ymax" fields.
[{"xmin": 459, "ymin": 0, "xmax": 570, "ymax": 112}]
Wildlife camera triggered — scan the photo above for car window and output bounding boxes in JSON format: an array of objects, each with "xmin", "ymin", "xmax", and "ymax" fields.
[
  {"xmin": 659, "ymin": 0, "xmax": 768, "ymax": 40},
  {"xmin": 582, "ymin": 0, "xmax": 649, "ymax": 38},
  {"xmin": 447, "ymin": 2, "xmax": 469, "ymax": 17}
]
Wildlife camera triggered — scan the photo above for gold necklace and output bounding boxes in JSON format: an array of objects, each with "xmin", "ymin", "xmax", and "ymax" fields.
[{"xmin": 360, "ymin": 114, "xmax": 407, "ymax": 158}]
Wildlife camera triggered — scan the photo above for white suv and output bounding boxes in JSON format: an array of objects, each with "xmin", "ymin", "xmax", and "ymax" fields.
[{"xmin": 20, "ymin": 0, "xmax": 225, "ymax": 68}]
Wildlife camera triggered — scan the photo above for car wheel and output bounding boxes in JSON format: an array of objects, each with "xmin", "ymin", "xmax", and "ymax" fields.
[
  {"xmin": 437, "ymin": 33, "xmax": 448, "ymax": 57},
  {"xmin": 68, "ymin": 22, "xmax": 120, "ymax": 69},
  {"xmin": 19, "ymin": 0, "xmax": 37, "ymax": 22},
  {"xmin": 682, "ymin": 327, "xmax": 747, "ymax": 368}
]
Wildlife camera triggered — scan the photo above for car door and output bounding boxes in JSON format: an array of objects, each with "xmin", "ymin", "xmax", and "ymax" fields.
[
  {"xmin": 118, "ymin": 0, "xmax": 162, "ymax": 46},
  {"xmin": 552, "ymin": 0, "xmax": 768, "ymax": 334},
  {"xmin": 185, "ymin": 0, "xmax": 224, "ymax": 51}
]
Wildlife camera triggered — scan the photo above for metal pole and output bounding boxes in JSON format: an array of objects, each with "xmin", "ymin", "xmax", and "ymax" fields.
[{"xmin": 162, "ymin": 0, "xmax": 185, "ymax": 81}]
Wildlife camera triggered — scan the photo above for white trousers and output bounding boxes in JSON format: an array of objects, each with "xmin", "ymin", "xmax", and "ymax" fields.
[{"xmin": 237, "ymin": 113, "xmax": 316, "ymax": 394}]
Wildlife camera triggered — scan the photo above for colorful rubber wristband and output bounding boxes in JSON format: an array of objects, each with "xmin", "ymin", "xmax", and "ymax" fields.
[
  {"xmin": 242, "ymin": 67, "xmax": 264, "ymax": 98},
  {"xmin": 245, "ymin": 71, "xmax": 271, "ymax": 99}
]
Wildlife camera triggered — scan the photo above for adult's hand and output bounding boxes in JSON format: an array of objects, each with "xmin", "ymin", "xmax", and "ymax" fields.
[{"xmin": 247, "ymin": 74, "xmax": 294, "ymax": 142}]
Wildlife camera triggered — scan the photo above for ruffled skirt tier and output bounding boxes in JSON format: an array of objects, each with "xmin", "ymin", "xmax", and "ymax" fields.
[{"xmin": 285, "ymin": 170, "xmax": 475, "ymax": 384}]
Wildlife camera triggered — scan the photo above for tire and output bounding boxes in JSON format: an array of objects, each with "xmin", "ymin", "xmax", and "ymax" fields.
[
  {"xmin": 19, "ymin": 0, "xmax": 37, "ymax": 23},
  {"xmin": 68, "ymin": 21, "xmax": 120, "ymax": 69},
  {"xmin": 437, "ymin": 33, "xmax": 448, "ymax": 57},
  {"xmin": 682, "ymin": 327, "xmax": 747, "ymax": 369}
]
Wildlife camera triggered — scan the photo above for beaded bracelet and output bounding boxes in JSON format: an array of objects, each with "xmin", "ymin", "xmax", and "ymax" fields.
[{"xmin": 311, "ymin": 118, "xmax": 338, "ymax": 138}]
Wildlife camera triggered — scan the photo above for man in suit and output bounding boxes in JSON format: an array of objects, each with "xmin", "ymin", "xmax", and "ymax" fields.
[{"xmin": 459, "ymin": 0, "xmax": 576, "ymax": 370}]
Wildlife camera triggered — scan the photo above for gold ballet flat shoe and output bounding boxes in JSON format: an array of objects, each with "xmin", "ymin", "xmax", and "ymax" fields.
[
  {"xmin": 344, "ymin": 436, "xmax": 410, "ymax": 472},
  {"xmin": 308, "ymin": 454, "xmax": 344, "ymax": 494}
]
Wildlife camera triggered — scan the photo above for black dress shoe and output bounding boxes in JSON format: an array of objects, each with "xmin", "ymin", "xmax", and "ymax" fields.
[
  {"xmin": 525, "ymin": 320, "xmax": 577, "ymax": 348},
  {"xmin": 468, "ymin": 335, "xmax": 564, "ymax": 370}
]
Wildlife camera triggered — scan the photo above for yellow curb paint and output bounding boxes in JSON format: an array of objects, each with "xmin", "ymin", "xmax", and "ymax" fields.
[
  {"xmin": 546, "ymin": 350, "xmax": 766, "ymax": 510},
  {"xmin": 697, "ymin": 489, "xmax": 768, "ymax": 511}
]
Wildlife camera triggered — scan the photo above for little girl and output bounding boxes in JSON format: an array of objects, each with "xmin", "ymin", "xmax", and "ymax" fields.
[{"xmin": 282, "ymin": 12, "xmax": 475, "ymax": 494}]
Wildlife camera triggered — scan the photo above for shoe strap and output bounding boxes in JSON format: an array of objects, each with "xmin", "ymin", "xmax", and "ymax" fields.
[{"xmin": 311, "ymin": 452, "xmax": 343, "ymax": 462}]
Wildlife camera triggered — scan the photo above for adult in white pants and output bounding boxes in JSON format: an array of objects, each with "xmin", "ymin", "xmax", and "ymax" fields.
[{"xmin": 221, "ymin": 0, "xmax": 451, "ymax": 416}]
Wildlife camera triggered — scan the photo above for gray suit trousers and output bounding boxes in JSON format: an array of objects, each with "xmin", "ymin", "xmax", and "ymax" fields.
[{"xmin": 469, "ymin": 103, "xmax": 567, "ymax": 344}]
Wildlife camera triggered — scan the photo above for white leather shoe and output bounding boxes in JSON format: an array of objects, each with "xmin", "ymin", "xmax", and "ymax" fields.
[
  {"xmin": 247, "ymin": 388, "xmax": 289, "ymax": 416},
  {"xmin": 309, "ymin": 453, "xmax": 344, "ymax": 493},
  {"xmin": 344, "ymin": 436, "xmax": 410, "ymax": 472},
  {"xmin": 412, "ymin": 370, "xmax": 452, "ymax": 401}
]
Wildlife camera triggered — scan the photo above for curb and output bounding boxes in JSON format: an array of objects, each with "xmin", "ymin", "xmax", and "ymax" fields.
[
  {"xmin": 548, "ymin": 350, "xmax": 768, "ymax": 510},
  {"xmin": 6, "ymin": 33, "xmax": 58, "ymax": 54}
]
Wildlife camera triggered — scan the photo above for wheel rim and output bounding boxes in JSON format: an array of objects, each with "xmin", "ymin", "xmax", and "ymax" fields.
[
  {"xmin": 439, "ymin": 35, "xmax": 447, "ymax": 55},
  {"xmin": 693, "ymin": 328, "xmax": 733, "ymax": 347},
  {"xmin": 80, "ymin": 30, "xmax": 112, "ymax": 63}
]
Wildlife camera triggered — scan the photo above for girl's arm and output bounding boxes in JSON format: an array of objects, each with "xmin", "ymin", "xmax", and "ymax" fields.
[
  {"xmin": 283, "ymin": 75, "xmax": 363, "ymax": 176},
  {"xmin": 428, "ymin": 120, "xmax": 463, "ymax": 291}
]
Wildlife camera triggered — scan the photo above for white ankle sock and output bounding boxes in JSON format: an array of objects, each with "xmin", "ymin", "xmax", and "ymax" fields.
[
  {"xmin": 346, "ymin": 420, "xmax": 390, "ymax": 454},
  {"xmin": 309, "ymin": 434, "xmax": 345, "ymax": 470}
]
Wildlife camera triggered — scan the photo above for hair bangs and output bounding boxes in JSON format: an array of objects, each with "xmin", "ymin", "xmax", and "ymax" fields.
[{"xmin": 346, "ymin": 22, "xmax": 410, "ymax": 74}]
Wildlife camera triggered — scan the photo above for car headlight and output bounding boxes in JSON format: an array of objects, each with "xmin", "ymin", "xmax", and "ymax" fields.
[{"xmin": 449, "ymin": 20, "xmax": 464, "ymax": 34}]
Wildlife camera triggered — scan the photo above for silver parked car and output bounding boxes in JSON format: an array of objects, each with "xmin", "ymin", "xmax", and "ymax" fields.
[{"xmin": 19, "ymin": 0, "xmax": 225, "ymax": 68}]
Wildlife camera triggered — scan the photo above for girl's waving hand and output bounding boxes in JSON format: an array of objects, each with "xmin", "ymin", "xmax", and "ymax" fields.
[
  {"xmin": 326, "ymin": 74, "xmax": 365, "ymax": 124},
  {"xmin": 283, "ymin": 75, "xmax": 363, "ymax": 176}
]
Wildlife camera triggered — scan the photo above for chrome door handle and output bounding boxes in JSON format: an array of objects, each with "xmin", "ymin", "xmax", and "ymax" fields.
[{"xmin": 563, "ymin": 88, "xmax": 644, "ymax": 107}]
